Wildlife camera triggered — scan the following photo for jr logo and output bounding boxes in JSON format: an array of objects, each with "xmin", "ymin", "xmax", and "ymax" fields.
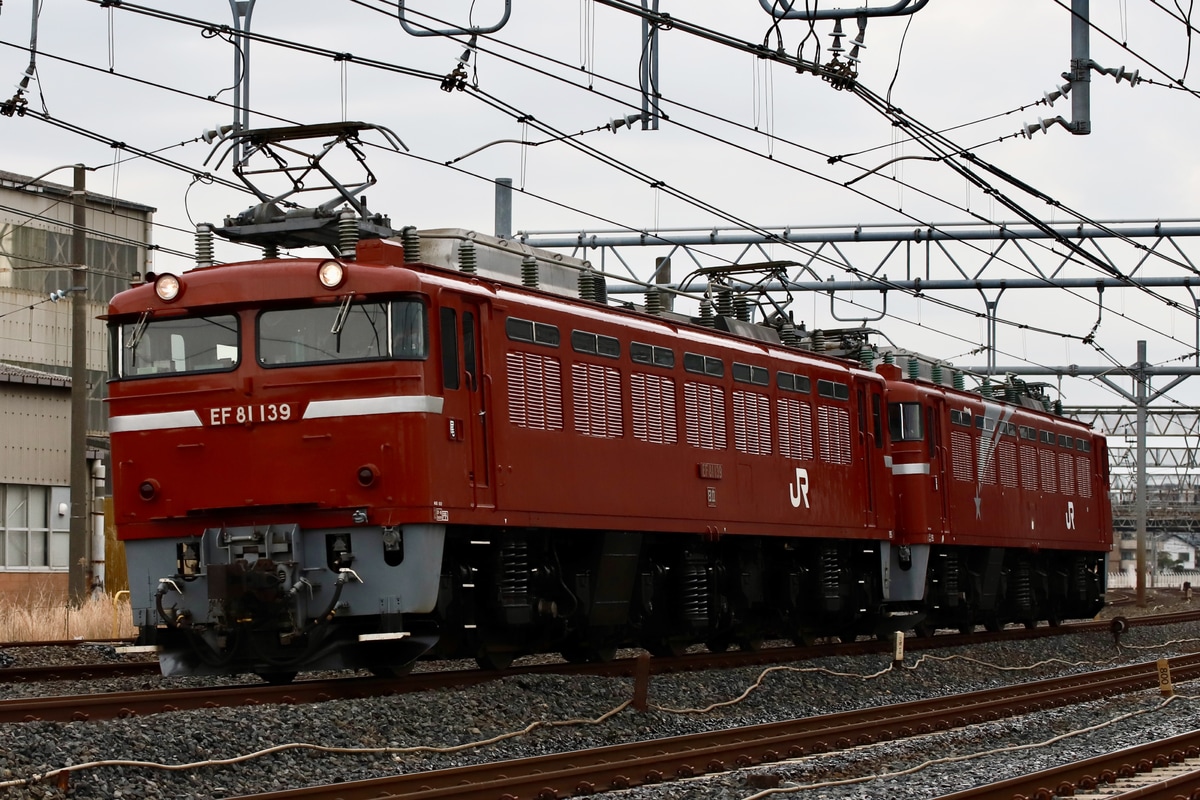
[
  {"xmin": 789, "ymin": 468, "xmax": 810, "ymax": 509},
  {"xmin": 1065, "ymin": 501, "xmax": 1075, "ymax": 529}
]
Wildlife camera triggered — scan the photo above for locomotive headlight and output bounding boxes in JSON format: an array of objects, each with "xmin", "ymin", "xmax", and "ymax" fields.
[
  {"xmin": 154, "ymin": 273, "xmax": 182, "ymax": 302},
  {"xmin": 317, "ymin": 260, "xmax": 345, "ymax": 289}
]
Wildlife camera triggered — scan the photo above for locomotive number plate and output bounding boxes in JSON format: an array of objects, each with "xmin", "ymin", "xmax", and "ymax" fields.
[{"xmin": 206, "ymin": 403, "xmax": 295, "ymax": 425}]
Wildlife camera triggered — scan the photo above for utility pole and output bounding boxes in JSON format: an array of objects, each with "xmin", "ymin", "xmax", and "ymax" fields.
[
  {"xmin": 495, "ymin": 178, "xmax": 512, "ymax": 239},
  {"xmin": 1070, "ymin": 0, "xmax": 1092, "ymax": 134},
  {"xmin": 1134, "ymin": 340, "xmax": 1148, "ymax": 607},
  {"xmin": 69, "ymin": 164, "xmax": 90, "ymax": 603},
  {"xmin": 229, "ymin": 0, "xmax": 257, "ymax": 162}
]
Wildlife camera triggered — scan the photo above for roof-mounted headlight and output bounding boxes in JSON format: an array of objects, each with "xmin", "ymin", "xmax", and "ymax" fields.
[
  {"xmin": 155, "ymin": 273, "xmax": 182, "ymax": 302},
  {"xmin": 318, "ymin": 260, "xmax": 345, "ymax": 289}
]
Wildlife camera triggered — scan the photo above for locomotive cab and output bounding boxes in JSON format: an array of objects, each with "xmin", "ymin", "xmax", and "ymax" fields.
[{"xmin": 109, "ymin": 261, "xmax": 452, "ymax": 678}]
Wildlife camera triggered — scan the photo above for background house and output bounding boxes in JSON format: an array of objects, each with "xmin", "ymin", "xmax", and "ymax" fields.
[{"xmin": 0, "ymin": 169, "xmax": 153, "ymax": 600}]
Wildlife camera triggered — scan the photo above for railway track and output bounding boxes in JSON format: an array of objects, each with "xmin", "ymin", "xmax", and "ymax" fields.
[
  {"xmin": 932, "ymin": 729, "xmax": 1200, "ymax": 799},
  {"xmin": 5, "ymin": 610, "xmax": 1198, "ymax": 799},
  {"xmin": 3, "ymin": 609, "xmax": 1197, "ymax": 725},
  {"xmin": 3, "ymin": 608, "xmax": 1194, "ymax": 688},
  {"xmin": 216, "ymin": 652, "xmax": 1200, "ymax": 800}
]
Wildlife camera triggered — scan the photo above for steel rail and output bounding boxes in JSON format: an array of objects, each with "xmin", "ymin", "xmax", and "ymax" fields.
[
  {"xmin": 932, "ymin": 728, "xmax": 1200, "ymax": 799},
  {"xmin": 223, "ymin": 653, "xmax": 1200, "ymax": 800},
  {"xmin": 1, "ymin": 609, "xmax": 1194, "ymax": 690}
]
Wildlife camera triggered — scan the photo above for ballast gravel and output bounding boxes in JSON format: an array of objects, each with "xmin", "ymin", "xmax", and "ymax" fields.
[{"xmin": 1, "ymin": 613, "xmax": 1199, "ymax": 800}]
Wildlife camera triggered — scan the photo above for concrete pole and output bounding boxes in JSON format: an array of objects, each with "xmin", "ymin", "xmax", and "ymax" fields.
[
  {"xmin": 495, "ymin": 178, "xmax": 513, "ymax": 239},
  {"xmin": 68, "ymin": 164, "xmax": 90, "ymax": 603},
  {"xmin": 1070, "ymin": 0, "xmax": 1092, "ymax": 134},
  {"xmin": 1135, "ymin": 339, "xmax": 1148, "ymax": 606},
  {"xmin": 91, "ymin": 460, "xmax": 106, "ymax": 598},
  {"xmin": 229, "ymin": 0, "xmax": 257, "ymax": 161},
  {"xmin": 655, "ymin": 256, "xmax": 672, "ymax": 312}
]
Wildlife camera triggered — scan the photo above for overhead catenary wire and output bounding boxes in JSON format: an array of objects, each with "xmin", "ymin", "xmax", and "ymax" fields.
[
  {"xmin": 394, "ymin": 122, "xmax": 1168, "ymax": 398},
  {"xmin": 4, "ymin": 0, "xmax": 1190, "ymax": 388},
  {"xmin": 372, "ymin": 1, "xmax": 1200, "ymax": 300},
  {"xmin": 381, "ymin": 0, "xmax": 1200, "ymax": 347},
  {"xmin": 47, "ymin": 0, "xmax": 1200, "ymax": 301}
]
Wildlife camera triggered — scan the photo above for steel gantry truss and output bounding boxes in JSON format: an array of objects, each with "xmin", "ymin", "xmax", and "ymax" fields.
[{"xmin": 519, "ymin": 218, "xmax": 1200, "ymax": 370}]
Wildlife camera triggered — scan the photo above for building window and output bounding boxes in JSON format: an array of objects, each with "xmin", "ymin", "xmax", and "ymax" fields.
[{"xmin": 1, "ymin": 484, "xmax": 67, "ymax": 570}]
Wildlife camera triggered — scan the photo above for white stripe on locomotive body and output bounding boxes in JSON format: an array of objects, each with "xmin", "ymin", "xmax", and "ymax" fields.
[
  {"xmin": 302, "ymin": 395, "xmax": 445, "ymax": 419},
  {"xmin": 892, "ymin": 462, "xmax": 931, "ymax": 475},
  {"xmin": 110, "ymin": 410, "xmax": 204, "ymax": 433},
  {"xmin": 110, "ymin": 395, "xmax": 445, "ymax": 432}
]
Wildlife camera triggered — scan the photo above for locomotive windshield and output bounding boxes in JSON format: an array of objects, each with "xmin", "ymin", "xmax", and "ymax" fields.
[
  {"xmin": 257, "ymin": 298, "xmax": 427, "ymax": 366},
  {"xmin": 111, "ymin": 314, "xmax": 239, "ymax": 378},
  {"xmin": 110, "ymin": 299, "xmax": 428, "ymax": 379}
]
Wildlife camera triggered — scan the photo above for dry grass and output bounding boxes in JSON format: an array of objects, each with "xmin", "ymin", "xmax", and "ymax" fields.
[{"xmin": 0, "ymin": 589, "xmax": 135, "ymax": 642}]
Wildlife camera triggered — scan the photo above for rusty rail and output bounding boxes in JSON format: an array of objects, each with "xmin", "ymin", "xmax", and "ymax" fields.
[{"xmin": 219, "ymin": 653, "xmax": 1200, "ymax": 800}]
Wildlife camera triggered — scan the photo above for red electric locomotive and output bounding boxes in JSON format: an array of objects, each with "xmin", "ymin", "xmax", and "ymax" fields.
[
  {"xmin": 885, "ymin": 373, "xmax": 1110, "ymax": 633},
  {"xmin": 107, "ymin": 228, "xmax": 1109, "ymax": 680}
]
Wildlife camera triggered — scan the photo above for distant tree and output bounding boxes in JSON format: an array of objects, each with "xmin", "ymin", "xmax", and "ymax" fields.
[{"xmin": 1158, "ymin": 551, "xmax": 1190, "ymax": 572}]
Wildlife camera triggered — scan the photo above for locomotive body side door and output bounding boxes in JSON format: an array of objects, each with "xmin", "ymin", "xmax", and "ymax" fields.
[
  {"xmin": 462, "ymin": 299, "xmax": 494, "ymax": 509},
  {"xmin": 856, "ymin": 387, "xmax": 877, "ymax": 528},
  {"xmin": 856, "ymin": 382, "xmax": 892, "ymax": 530},
  {"xmin": 927, "ymin": 398, "xmax": 950, "ymax": 536},
  {"xmin": 437, "ymin": 291, "xmax": 496, "ymax": 510}
]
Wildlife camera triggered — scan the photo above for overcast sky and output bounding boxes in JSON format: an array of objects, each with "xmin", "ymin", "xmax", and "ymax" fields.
[{"xmin": 2, "ymin": 0, "xmax": 1199, "ymax": 413}]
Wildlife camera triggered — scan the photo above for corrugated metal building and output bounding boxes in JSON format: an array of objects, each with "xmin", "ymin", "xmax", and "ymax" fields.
[{"xmin": 0, "ymin": 169, "xmax": 154, "ymax": 601}]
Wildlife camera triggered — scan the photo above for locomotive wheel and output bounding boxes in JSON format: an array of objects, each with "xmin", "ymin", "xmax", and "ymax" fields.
[
  {"xmin": 369, "ymin": 662, "xmax": 415, "ymax": 679},
  {"xmin": 646, "ymin": 639, "xmax": 688, "ymax": 658},
  {"xmin": 475, "ymin": 648, "xmax": 515, "ymax": 671},
  {"xmin": 738, "ymin": 637, "xmax": 764, "ymax": 652},
  {"xmin": 1045, "ymin": 602, "xmax": 1064, "ymax": 627},
  {"xmin": 560, "ymin": 644, "xmax": 617, "ymax": 664},
  {"xmin": 791, "ymin": 631, "xmax": 818, "ymax": 647},
  {"xmin": 913, "ymin": 622, "xmax": 935, "ymax": 638},
  {"xmin": 704, "ymin": 637, "xmax": 731, "ymax": 653},
  {"xmin": 256, "ymin": 671, "xmax": 298, "ymax": 685}
]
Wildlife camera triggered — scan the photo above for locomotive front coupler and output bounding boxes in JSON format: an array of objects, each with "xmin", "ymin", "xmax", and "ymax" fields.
[
  {"xmin": 155, "ymin": 578, "xmax": 188, "ymax": 628},
  {"xmin": 307, "ymin": 568, "xmax": 363, "ymax": 629}
]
